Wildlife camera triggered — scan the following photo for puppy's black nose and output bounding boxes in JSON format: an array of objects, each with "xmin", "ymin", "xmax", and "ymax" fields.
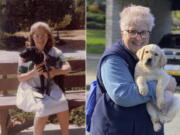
[{"xmin": 146, "ymin": 58, "xmax": 152, "ymax": 65}]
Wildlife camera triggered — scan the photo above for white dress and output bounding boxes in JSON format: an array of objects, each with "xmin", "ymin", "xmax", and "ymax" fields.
[{"xmin": 16, "ymin": 47, "xmax": 69, "ymax": 117}]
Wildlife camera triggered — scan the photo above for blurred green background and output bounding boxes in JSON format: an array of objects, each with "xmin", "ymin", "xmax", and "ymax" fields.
[
  {"xmin": 87, "ymin": 0, "xmax": 180, "ymax": 54},
  {"xmin": 87, "ymin": 0, "xmax": 106, "ymax": 54}
]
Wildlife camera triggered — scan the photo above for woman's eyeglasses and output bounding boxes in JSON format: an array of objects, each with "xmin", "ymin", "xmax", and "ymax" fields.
[
  {"xmin": 33, "ymin": 34, "xmax": 48, "ymax": 39},
  {"xmin": 124, "ymin": 30, "xmax": 150, "ymax": 39}
]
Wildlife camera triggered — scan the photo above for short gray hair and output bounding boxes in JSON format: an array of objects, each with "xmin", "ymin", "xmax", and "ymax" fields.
[{"xmin": 120, "ymin": 5, "xmax": 155, "ymax": 31}]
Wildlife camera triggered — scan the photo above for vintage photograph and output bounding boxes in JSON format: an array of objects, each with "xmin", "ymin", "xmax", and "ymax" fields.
[
  {"xmin": 86, "ymin": 0, "xmax": 180, "ymax": 135},
  {"xmin": 0, "ymin": 0, "xmax": 85, "ymax": 135},
  {"xmin": 0, "ymin": 0, "xmax": 180, "ymax": 135}
]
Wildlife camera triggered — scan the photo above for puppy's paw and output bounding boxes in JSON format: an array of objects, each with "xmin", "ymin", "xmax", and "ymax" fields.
[
  {"xmin": 153, "ymin": 122, "xmax": 161, "ymax": 132},
  {"xmin": 139, "ymin": 87, "xmax": 148, "ymax": 96},
  {"xmin": 160, "ymin": 115, "xmax": 173, "ymax": 123},
  {"xmin": 160, "ymin": 116, "xmax": 169, "ymax": 123},
  {"xmin": 157, "ymin": 99, "xmax": 165, "ymax": 110}
]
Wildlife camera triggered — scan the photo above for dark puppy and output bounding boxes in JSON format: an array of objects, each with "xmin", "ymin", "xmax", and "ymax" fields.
[
  {"xmin": 20, "ymin": 46, "xmax": 44, "ymax": 64},
  {"xmin": 20, "ymin": 46, "xmax": 59, "ymax": 97}
]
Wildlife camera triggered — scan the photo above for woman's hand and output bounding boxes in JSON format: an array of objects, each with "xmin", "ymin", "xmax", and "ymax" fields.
[
  {"xmin": 42, "ymin": 66, "xmax": 57, "ymax": 79},
  {"xmin": 34, "ymin": 64, "xmax": 55, "ymax": 79},
  {"xmin": 17, "ymin": 63, "xmax": 45, "ymax": 82},
  {"xmin": 49, "ymin": 67, "xmax": 58, "ymax": 78},
  {"xmin": 36, "ymin": 61, "xmax": 71, "ymax": 79},
  {"xmin": 34, "ymin": 63, "xmax": 45, "ymax": 75}
]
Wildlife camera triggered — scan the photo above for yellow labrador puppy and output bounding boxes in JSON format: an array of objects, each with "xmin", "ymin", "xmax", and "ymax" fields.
[{"xmin": 135, "ymin": 44, "xmax": 180, "ymax": 131}]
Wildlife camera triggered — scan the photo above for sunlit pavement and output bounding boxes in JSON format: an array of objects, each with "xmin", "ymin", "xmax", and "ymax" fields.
[
  {"xmin": 165, "ymin": 91, "xmax": 180, "ymax": 135},
  {"xmin": 17, "ymin": 124, "xmax": 85, "ymax": 135},
  {"xmin": 86, "ymin": 53, "xmax": 101, "ymax": 85}
]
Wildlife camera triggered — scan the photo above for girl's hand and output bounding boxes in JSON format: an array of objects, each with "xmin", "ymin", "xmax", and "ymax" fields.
[
  {"xmin": 41, "ymin": 66, "xmax": 57, "ymax": 79},
  {"xmin": 48, "ymin": 66, "xmax": 57, "ymax": 79},
  {"xmin": 33, "ymin": 63, "xmax": 45, "ymax": 75},
  {"xmin": 17, "ymin": 63, "xmax": 45, "ymax": 82}
]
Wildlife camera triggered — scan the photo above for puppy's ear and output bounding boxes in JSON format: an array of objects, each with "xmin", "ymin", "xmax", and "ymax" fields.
[
  {"xmin": 159, "ymin": 51, "xmax": 167, "ymax": 68},
  {"xmin": 136, "ymin": 47, "xmax": 145, "ymax": 60}
]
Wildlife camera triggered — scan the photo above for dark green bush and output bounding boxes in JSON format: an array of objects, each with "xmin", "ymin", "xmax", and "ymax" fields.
[
  {"xmin": 87, "ymin": 21, "xmax": 105, "ymax": 29},
  {"xmin": 0, "ymin": 34, "xmax": 26, "ymax": 50},
  {"xmin": 87, "ymin": 5, "xmax": 104, "ymax": 14},
  {"xmin": 10, "ymin": 109, "xmax": 34, "ymax": 123},
  {"xmin": 87, "ymin": 12, "xmax": 105, "ymax": 23},
  {"xmin": 49, "ymin": 106, "xmax": 85, "ymax": 126},
  {"xmin": 69, "ymin": 106, "xmax": 85, "ymax": 126},
  {"xmin": 9, "ymin": 106, "xmax": 85, "ymax": 127}
]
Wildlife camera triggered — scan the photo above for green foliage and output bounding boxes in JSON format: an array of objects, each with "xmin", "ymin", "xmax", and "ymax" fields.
[
  {"xmin": 10, "ymin": 109, "xmax": 34, "ymax": 123},
  {"xmin": 88, "ymin": 4, "xmax": 100, "ymax": 12},
  {"xmin": 172, "ymin": 11, "xmax": 180, "ymax": 30},
  {"xmin": 87, "ymin": 29, "xmax": 105, "ymax": 54},
  {"xmin": 0, "ymin": 0, "xmax": 84, "ymax": 33},
  {"xmin": 172, "ymin": 11, "xmax": 180, "ymax": 19},
  {"xmin": 10, "ymin": 106, "xmax": 85, "ymax": 127},
  {"xmin": 87, "ymin": 0, "xmax": 105, "ymax": 5},
  {"xmin": 69, "ymin": 106, "xmax": 85, "ymax": 126},
  {"xmin": 68, "ymin": 0, "xmax": 85, "ymax": 29},
  {"xmin": 87, "ymin": 21, "xmax": 105, "ymax": 29},
  {"xmin": 87, "ymin": 3, "xmax": 105, "ymax": 30},
  {"xmin": 0, "ymin": 34, "xmax": 26, "ymax": 50},
  {"xmin": 87, "ymin": 0, "xmax": 106, "ymax": 12},
  {"xmin": 87, "ymin": 12, "xmax": 105, "ymax": 23},
  {"xmin": 87, "ymin": 1, "xmax": 105, "ymax": 53},
  {"xmin": 87, "ymin": 0, "xmax": 95, "ymax": 5},
  {"xmin": 54, "ymin": 14, "xmax": 72, "ymax": 30}
]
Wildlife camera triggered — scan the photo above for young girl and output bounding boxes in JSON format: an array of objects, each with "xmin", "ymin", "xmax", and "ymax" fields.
[{"xmin": 17, "ymin": 22, "xmax": 71, "ymax": 135}]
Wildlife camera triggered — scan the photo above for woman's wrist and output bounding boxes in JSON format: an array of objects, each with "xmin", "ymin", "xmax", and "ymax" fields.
[
  {"xmin": 31, "ymin": 69, "xmax": 38, "ymax": 77},
  {"xmin": 18, "ymin": 69, "xmax": 37, "ymax": 82},
  {"xmin": 25, "ymin": 69, "xmax": 38, "ymax": 80},
  {"xmin": 50, "ymin": 68, "xmax": 59, "ymax": 77}
]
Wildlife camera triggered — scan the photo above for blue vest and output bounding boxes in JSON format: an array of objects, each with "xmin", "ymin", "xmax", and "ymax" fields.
[{"xmin": 90, "ymin": 41, "xmax": 164, "ymax": 135}]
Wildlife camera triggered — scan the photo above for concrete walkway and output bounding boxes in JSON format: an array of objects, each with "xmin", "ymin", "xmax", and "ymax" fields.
[
  {"xmin": 16, "ymin": 124, "xmax": 85, "ymax": 135},
  {"xmin": 86, "ymin": 53, "xmax": 101, "ymax": 85},
  {"xmin": 165, "ymin": 112, "xmax": 180, "ymax": 135}
]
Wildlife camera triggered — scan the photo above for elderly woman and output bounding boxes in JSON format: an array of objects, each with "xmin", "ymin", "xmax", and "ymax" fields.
[{"xmin": 90, "ymin": 5, "xmax": 176, "ymax": 135}]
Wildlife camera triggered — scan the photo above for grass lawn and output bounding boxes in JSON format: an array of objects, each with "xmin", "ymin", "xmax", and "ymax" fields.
[
  {"xmin": 172, "ymin": 29, "xmax": 180, "ymax": 34},
  {"xmin": 87, "ymin": 29, "xmax": 105, "ymax": 54}
]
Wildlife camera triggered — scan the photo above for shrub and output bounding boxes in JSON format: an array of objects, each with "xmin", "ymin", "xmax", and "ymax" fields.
[
  {"xmin": 88, "ymin": 5, "xmax": 100, "ymax": 12},
  {"xmin": 58, "ymin": 14, "xmax": 72, "ymax": 29},
  {"xmin": 9, "ymin": 109, "xmax": 34, "ymax": 127},
  {"xmin": 0, "ymin": 34, "xmax": 26, "ymax": 50},
  {"xmin": 87, "ymin": 21, "xmax": 105, "ymax": 29},
  {"xmin": 9, "ymin": 106, "xmax": 85, "ymax": 127},
  {"xmin": 48, "ymin": 106, "xmax": 85, "ymax": 126},
  {"xmin": 67, "ymin": 6, "xmax": 85, "ymax": 29},
  {"xmin": 87, "ymin": 12, "xmax": 105, "ymax": 23},
  {"xmin": 48, "ymin": 14, "xmax": 72, "ymax": 30},
  {"xmin": 69, "ymin": 106, "xmax": 85, "ymax": 126}
]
